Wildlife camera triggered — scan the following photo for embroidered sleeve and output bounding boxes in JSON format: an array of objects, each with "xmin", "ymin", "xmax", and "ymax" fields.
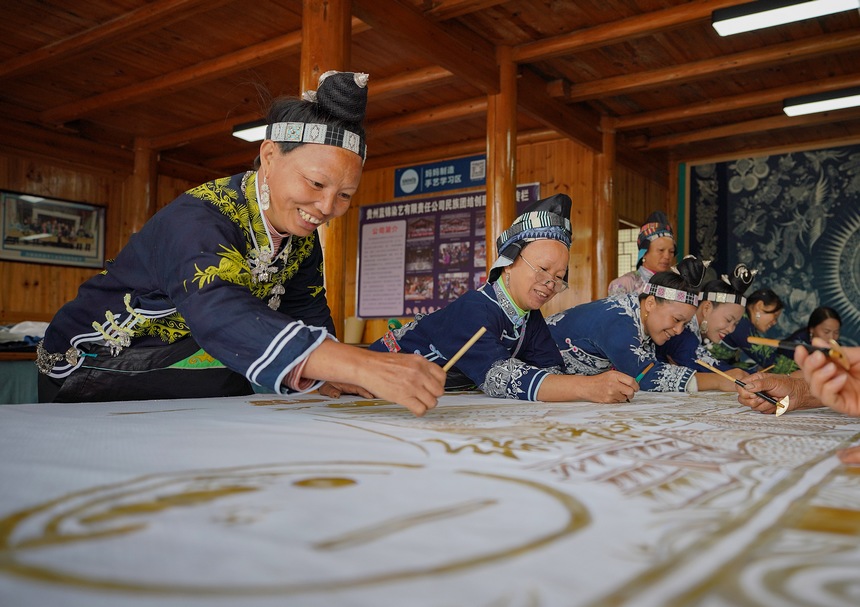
[{"xmin": 480, "ymin": 358, "xmax": 552, "ymax": 401}]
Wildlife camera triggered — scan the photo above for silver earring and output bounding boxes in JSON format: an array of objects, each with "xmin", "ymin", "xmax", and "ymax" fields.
[
  {"xmin": 504, "ymin": 271, "xmax": 511, "ymax": 287},
  {"xmin": 700, "ymin": 319, "xmax": 708, "ymax": 333},
  {"xmin": 259, "ymin": 179, "xmax": 271, "ymax": 211},
  {"xmin": 755, "ymin": 313, "xmax": 761, "ymax": 320}
]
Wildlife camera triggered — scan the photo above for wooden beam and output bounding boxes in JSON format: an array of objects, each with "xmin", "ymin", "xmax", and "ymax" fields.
[
  {"xmin": 638, "ymin": 107, "xmax": 860, "ymax": 150},
  {"xmin": 370, "ymin": 66, "xmax": 457, "ymax": 100},
  {"xmin": 593, "ymin": 116, "xmax": 618, "ymax": 299},
  {"xmin": 126, "ymin": 138, "xmax": 158, "ymax": 241},
  {"xmin": 40, "ymin": 18, "xmax": 370, "ymax": 125},
  {"xmin": 0, "ymin": 0, "xmax": 233, "ymax": 81},
  {"xmin": 517, "ymin": 69, "xmax": 602, "ymax": 152},
  {"xmin": 486, "ymin": 46, "xmax": 518, "ymax": 275},
  {"xmin": 368, "ymin": 97, "xmax": 488, "ymax": 138},
  {"xmin": 559, "ymin": 30, "xmax": 860, "ymax": 102},
  {"xmin": 352, "ymin": 0, "xmax": 499, "ymax": 94},
  {"xmin": 423, "ymin": 0, "xmax": 510, "ymax": 21},
  {"xmin": 301, "ymin": 0, "xmax": 352, "ymax": 341},
  {"xmin": 513, "ymin": 0, "xmax": 743, "ymax": 63},
  {"xmin": 616, "ymin": 73, "xmax": 860, "ymax": 130}
]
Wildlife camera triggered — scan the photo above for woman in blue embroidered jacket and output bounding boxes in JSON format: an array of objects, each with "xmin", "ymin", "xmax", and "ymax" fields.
[
  {"xmin": 547, "ymin": 256, "xmax": 739, "ymax": 393},
  {"xmin": 709, "ymin": 288, "xmax": 799, "ymax": 374},
  {"xmin": 656, "ymin": 263, "xmax": 754, "ymax": 379},
  {"xmin": 370, "ymin": 194, "xmax": 638, "ymax": 403},
  {"xmin": 607, "ymin": 211, "xmax": 676, "ymax": 296},
  {"xmin": 36, "ymin": 71, "xmax": 444, "ymax": 414}
]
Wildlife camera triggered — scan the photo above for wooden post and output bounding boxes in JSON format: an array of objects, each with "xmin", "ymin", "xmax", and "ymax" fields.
[
  {"xmin": 125, "ymin": 136, "xmax": 157, "ymax": 247},
  {"xmin": 592, "ymin": 116, "xmax": 617, "ymax": 299},
  {"xmin": 300, "ymin": 0, "xmax": 351, "ymax": 339},
  {"xmin": 486, "ymin": 46, "xmax": 518, "ymax": 276}
]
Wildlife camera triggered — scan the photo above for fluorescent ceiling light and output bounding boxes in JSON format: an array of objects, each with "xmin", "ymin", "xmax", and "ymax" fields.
[
  {"xmin": 232, "ymin": 119, "xmax": 267, "ymax": 142},
  {"xmin": 784, "ymin": 87, "xmax": 860, "ymax": 116},
  {"xmin": 712, "ymin": 0, "xmax": 860, "ymax": 36}
]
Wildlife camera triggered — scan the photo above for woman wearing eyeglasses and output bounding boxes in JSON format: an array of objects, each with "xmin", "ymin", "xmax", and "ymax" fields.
[
  {"xmin": 546, "ymin": 255, "xmax": 739, "ymax": 393},
  {"xmin": 369, "ymin": 194, "xmax": 638, "ymax": 403}
]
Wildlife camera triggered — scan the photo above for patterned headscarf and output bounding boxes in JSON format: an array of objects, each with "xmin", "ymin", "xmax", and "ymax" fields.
[
  {"xmin": 488, "ymin": 193, "xmax": 573, "ymax": 283},
  {"xmin": 637, "ymin": 211, "xmax": 674, "ymax": 264}
]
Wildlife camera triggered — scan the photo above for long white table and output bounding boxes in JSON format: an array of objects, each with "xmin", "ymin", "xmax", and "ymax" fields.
[{"xmin": 2, "ymin": 391, "xmax": 860, "ymax": 606}]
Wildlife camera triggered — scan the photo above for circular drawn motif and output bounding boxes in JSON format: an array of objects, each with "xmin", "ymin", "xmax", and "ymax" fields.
[{"xmin": 0, "ymin": 462, "xmax": 588, "ymax": 596}]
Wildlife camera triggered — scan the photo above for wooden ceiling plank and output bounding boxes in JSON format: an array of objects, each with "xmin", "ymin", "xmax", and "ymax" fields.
[
  {"xmin": 517, "ymin": 69, "xmax": 602, "ymax": 152},
  {"xmin": 512, "ymin": 0, "xmax": 744, "ymax": 63},
  {"xmin": 562, "ymin": 30, "xmax": 860, "ymax": 102},
  {"xmin": 39, "ymin": 18, "xmax": 371, "ymax": 126},
  {"xmin": 0, "ymin": 120, "xmax": 133, "ymax": 173},
  {"xmin": 364, "ymin": 127, "xmax": 557, "ymax": 170},
  {"xmin": 616, "ymin": 73, "xmax": 860, "ymax": 130},
  {"xmin": 641, "ymin": 107, "xmax": 860, "ymax": 150},
  {"xmin": 148, "ymin": 111, "xmax": 263, "ymax": 151},
  {"xmin": 369, "ymin": 97, "xmax": 488, "ymax": 137},
  {"xmin": 352, "ymin": 0, "xmax": 499, "ymax": 94},
  {"xmin": 0, "ymin": 0, "xmax": 233, "ymax": 81},
  {"xmin": 148, "ymin": 67, "xmax": 458, "ymax": 151}
]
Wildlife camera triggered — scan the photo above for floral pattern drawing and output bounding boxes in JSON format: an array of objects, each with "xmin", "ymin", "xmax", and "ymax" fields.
[{"xmin": 688, "ymin": 143, "xmax": 860, "ymax": 346}]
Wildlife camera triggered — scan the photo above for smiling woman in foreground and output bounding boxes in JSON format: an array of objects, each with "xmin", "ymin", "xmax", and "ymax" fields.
[{"xmin": 36, "ymin": 71, "xmax": 444, "ymax": 415}]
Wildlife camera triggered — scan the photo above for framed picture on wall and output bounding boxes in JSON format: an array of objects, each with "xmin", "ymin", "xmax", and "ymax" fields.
[{"xmin": 0, "ymin": 189, "xmax": 106, "ymax": 269}]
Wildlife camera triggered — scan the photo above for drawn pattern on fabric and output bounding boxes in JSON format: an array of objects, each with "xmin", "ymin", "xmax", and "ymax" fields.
[{"xmin": 2, "ymin": 393, "xmax": 860, "ymax": 606}]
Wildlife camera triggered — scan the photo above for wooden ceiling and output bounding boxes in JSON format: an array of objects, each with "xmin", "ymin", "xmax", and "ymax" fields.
[{"xmin": 2, "ymin": 0, "xmax": 859, "ymax": 185}]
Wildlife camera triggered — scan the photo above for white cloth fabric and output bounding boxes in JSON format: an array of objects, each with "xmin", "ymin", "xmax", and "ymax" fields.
[{"xmin": 1, "ymin": 392, "xmax": 859, "ymax": 606}]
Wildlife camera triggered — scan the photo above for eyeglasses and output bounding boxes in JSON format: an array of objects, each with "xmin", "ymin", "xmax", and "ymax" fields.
[{"xmin": 519, "ymin": 254, "xmax": 568, "ymax": 293}]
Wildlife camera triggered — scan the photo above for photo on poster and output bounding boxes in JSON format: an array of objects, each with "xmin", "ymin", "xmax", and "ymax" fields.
[
  {"xmin": 438, "ymin": 241, "xmax": 471, "ymax": 267},
  {"xmin": 405, "ymin": 274, "xmax": 434, "ymax": 301},
  {"xmin": 439, "ymin": 212, "xmax": 471, "ymax": 239},
  {"xmin": 473, "ymin": 241, "xmax": 486, "ymax": 268},
  {"xmin": 406, "ymin": 242, "xmax": 434, "ymax": 272},
  {"xmin": 474, "ymin": 213, "xmax": 486, "ymax": 237},
  {"xmin": 438, "ymin": 271, "xmax": 470, "ymax": 302},
  {"xmin": 407, "ymin": 216, "xmax": 435, "ymax": 240},
  {"xmin": 473, "ymin": 272, "xmax": 487, "ymax": 290}
]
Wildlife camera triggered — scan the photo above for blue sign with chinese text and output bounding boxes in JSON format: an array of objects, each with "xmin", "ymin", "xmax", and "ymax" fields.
[{"xmin": 394, "ymin": 155, "xmax": 486, "ymax": 198}]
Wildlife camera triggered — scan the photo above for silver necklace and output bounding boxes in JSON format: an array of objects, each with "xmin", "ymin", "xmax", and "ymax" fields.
[{"xmin": 248, "ymin": 236, "xmax": 292, "ymax": 310}]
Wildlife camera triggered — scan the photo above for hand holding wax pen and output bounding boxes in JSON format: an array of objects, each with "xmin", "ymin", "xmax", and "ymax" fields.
[
  {"xmin": 696, "ymin": 358, "xmax": 790, "ymax": 416},
  {"xmin": 623, "ymin": 362, "xmax": 654, "ymax": 402}
]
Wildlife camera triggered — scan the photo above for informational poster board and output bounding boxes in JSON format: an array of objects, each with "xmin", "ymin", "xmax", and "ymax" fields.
[{"xmin": 358, "ymin": 184, "xmax": 540, "ymax": 318}]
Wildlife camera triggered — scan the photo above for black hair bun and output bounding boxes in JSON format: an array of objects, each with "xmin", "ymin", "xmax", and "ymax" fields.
[
  {"xmin": 676, "ymin": 255, "xmax": 707, "ymax": 291},
  {"xmin": 311, "ymin": 71, "xmax": 369, "ymax": 126},
  {"xmin": 728, "ymin": 263, "xmax": 755, "ymax": 293}
]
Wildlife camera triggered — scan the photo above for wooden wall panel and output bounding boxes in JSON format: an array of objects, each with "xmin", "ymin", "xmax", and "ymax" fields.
[{"xmin": 615, "ymin": 165, "xmax": 669, "ymax": 227}]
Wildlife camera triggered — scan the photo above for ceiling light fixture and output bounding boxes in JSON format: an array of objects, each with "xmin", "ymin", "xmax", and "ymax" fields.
[
  {"xmin": 232, "ymin": 119, "xmax": 267, "ymax": 142},
  {"xmin": 712, "ymin": 0, "xmax": 860, "ymax": 36},
  {"xmin": 783, "ymin": 86, "xmax": 860, "ymax": 116}
]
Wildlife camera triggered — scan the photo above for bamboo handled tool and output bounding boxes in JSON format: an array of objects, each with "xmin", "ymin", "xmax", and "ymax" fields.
[
  {"xmin": 635, "ymin": 362, "xmax": 655, "ymax": 383},
  {"xmin": 442, "ymin": 327, "xmax": 487, "ymax": 372},
  {"xmin": 747, "ymin": 336, "xmax": 849, "ymax": 370},
  {"xmin": 695, "ymin": 359, "xmax": 790, "ymax": 416}
]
